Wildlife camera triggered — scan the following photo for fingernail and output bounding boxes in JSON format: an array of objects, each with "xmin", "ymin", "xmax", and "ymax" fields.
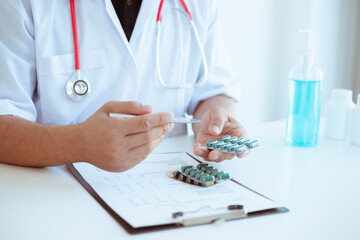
[
  {"xmin": 144, "ymin": 105, "xmax": 153, "ymax": 111},
  {"xmin": 197, "ymin": 149, "xmax": 204, "ymax": 156},
  {"xmin": 212, "ymin": 125, "xmax": 220, "ymax": 134},
  {"xmin": 200, "ymin": 145, "xmax": 207, "ymax": 150},
  {"xmin": 168, "ymin": 123, "xmax": 174, "ymax": 131},
  {"xmin": 167, "ymin": 112, "xmax": 174, "ymax": 122},
  {"xmin": 211, "ymin": 154, "xmax": 219, "ymax": 160}
]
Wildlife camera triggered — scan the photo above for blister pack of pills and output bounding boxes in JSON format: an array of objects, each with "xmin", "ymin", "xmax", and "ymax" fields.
[
  {"xmin": 206, "ymin": 135, "xmax": 259, "ymax": 154},
  {"xmin": 167, "ymin": 163, "xmax": 230, "ymax": 187}
]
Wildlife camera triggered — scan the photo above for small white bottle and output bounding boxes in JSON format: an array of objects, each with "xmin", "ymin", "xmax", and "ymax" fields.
[
  {"xmin": 324, "ymin": 89, "xmax": 355, "ymax": 140},
  {"xmin": 349, "ymin": 93, "xmax": 360, "ymax": 146}
]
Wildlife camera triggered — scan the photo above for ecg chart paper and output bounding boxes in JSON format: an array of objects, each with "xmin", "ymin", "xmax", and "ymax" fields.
[{"xmin": 73, "ymin": 152, "xmax": 281, "ymax": 228}]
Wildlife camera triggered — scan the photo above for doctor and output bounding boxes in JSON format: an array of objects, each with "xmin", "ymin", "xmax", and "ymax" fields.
[{"xmin": 0, "ymin": 0, "xmax": 248, "ymax": 172}]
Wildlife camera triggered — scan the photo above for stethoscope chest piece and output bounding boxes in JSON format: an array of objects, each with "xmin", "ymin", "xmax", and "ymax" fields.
[{"xmin": 66, "ymin": 75, "xmax": 91, "ymax": 101}]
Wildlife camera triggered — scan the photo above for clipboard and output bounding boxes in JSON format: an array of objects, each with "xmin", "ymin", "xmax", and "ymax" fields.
[{"xmin": 67, "ymin": 152, "xmax": 288, "ymax": 234}]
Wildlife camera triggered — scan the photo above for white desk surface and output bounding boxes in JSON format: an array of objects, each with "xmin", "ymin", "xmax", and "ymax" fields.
[{"xmin": 1, "ymin": 121, "xmax": 359, "ymax": 240}]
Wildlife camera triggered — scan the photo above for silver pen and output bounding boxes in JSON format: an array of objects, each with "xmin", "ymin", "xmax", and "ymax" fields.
[{"xmin": 109, "ymin": 113, "xmax": 200, "ymax": 124}]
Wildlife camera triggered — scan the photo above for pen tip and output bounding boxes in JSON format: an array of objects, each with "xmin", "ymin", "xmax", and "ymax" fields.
[{"xmin": 191, "ymin": 119, "xmax": 201, "ymax": 123}]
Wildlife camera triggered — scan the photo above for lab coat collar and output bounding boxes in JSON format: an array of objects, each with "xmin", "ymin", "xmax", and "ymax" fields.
[{"xmin": 103, "ymin": 0, "xmax": 156, "ymax": 59}]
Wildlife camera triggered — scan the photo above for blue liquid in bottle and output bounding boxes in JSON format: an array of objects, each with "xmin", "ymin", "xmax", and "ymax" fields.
[
  {"xmin": 286, "ymin": 79, "xmax": 321, "ymax": 147},
  {"xmin": 286, "ymin": 29, "xmax": 323, "ymax": 147}
]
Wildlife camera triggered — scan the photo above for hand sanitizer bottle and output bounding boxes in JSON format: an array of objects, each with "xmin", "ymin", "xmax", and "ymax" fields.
[{"xmin": 286, "ymin": 30, "xmax": 323, "ymax": 147}]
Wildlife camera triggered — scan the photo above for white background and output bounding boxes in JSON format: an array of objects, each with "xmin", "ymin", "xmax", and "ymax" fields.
[{"xmin": 218, "ymin": 0, "xmax": 360, "ymax": 125}]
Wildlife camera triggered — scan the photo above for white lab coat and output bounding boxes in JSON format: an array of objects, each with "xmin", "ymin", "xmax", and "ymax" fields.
[{"xmin": 0, "ymin": 0, "xmax": 240, "ymax": 135}]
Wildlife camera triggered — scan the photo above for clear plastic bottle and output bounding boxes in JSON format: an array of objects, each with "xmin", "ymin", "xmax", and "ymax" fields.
[
  {"xmin": 286, "ymin": 30, "xmax": 323, "ymax": 147},
  {"xmin": 324, "ymin": 89, "xmax": 355, "ymax": 140},
  {"xmin": 349, "ymin": 93, "xmax": 360, "ymax": 146}
]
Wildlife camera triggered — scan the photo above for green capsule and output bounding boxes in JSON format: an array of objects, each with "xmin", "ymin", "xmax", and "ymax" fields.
[
  {"xmin": 242, "ymin": 139, "xmax": 251, "ymax": 145},
  {"xmin": 194, "ymin": 173, "xmax": 202, "ymax": 180},
  {"xmin": 219, "ymin": 173, "xmax": 230, "ymax": 180},
  {"xmin": 173, "ymin": 171, "xmax": 180, "ymax": 178},
  {"xmin": 220, "ymin": 143, "xmax": 232, "ymax": 150},
  {"xmin": 228, "ymin": 136, "xmax": 238, "ymax": 144},
  {"xmin": 219, "ymin": 135, "xmax": 231, "ymax": 142},
  {"xmin": 227, "ymin": 144, "xmax": 238, "ymax": 152},
  {"xmin": 190, "ymin": 171, "xmax": 203, "ymax": 178},
  {"xmin": 214, "ymin": 142, "xmax": 226, "ymax": 150},
  {"xmin": 179, "ymin": 174, "xmax": 187, "ymax": 182},
  {"xmin": 247, "ymin": 140, "xmax": 260, "ymax": 149},
  {"xmin": 195, "ymin": 173, "xmax": 208, "ymax": 181},
  {"xmin": 234, "ymin": 138, "xmax": 245, "ymax": 145},
  {"xmin": 197, "ymin": 163, "xmax": 208, "ymax": 170},
  {"xmin": 206, "ymin": 140, "xmax": 218, "ymax": 149},
  {"xmin": 207, "ymin": 169, "xmax": 219, "ymax": 175},
  {"xmin": 192, "ymin": 169, "xmax": 200, "ymax": 175},
  {"xmin": 235, "ymin": 144, "xmax": 247, "ymax": 154},
  {"xmin": 215, "ymin": 171, "xmax": 224, "ymax": 179},
  {"xmin": 181, "ymin": 165, "xmax": 193, "ymax": 172},
  {"xmin": 189, "ymin": 169, "xmax": 199, "ymax": 176},
  {"xmin": 184, "ymin": 168, "xmax": 195, "ymax": 175},
  {"xmin": 185, "ymin": 178, "xmax": 194, "ymax": 184},
  {"xmin": 202, "ymin": 166, "xmax": 214, "ymax": 173},
  {"xmin": 205, "ymin": 168, "xmax": 218, "ymax": 174},
  {"xmin": 200, "ymin": 175, "xmax": 215, "ymax": 183}
]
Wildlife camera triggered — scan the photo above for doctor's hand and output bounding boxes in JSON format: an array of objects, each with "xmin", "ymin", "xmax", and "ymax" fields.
[
  {"xmin": 193, "ymin": 107, "xmax": 248, "ymax": 162},
  {"xmin": 77, "ymin": 101, "xmax": 174, "ymax": 172}
]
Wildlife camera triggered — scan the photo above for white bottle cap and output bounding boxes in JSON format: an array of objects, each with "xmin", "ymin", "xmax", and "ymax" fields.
[{"xmin": 331, "ymin": 89, "xmax": 353, "ymax": 102}]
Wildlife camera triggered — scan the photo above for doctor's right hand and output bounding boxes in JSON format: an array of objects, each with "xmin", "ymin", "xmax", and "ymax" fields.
[{"xmin": 77, "ymin": 101, "xmax": 174, "ymax": 172}]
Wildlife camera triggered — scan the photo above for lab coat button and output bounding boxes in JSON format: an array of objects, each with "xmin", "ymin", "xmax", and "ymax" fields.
[{"xmin": 125, "ymin": 58, "xmax": 134, "ymax": 67}]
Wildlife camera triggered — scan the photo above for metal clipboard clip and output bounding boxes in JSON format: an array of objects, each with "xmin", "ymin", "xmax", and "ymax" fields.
[{"xmin": 172, "ymin": 205, "xmax": 247, "ymax": 227}]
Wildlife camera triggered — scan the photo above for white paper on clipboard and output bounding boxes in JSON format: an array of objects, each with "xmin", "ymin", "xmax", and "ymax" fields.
[{"xmin": 73, "ymin": 152, "xmax": 281, "ymax": 228}]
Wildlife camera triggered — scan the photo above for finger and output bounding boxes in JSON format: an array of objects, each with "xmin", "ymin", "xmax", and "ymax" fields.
[
  {"xmin": 208, "ymin": 150, "xmax": 235, "ymax": 162},
  {"xmin": 199, "ymin": 141, "xmax": 249, "ymax": 162},
  {"xmin": 122, "ymin": 112, "xmax": 174, "ymax": 134},
  {"xmin": 208, "ymin": 108, "xmax": 228, "ymax": 135},
  {"xmin": 125, "ymin": 123, "xmax": 174, "ymax": 148},
  {"xmin": 101, "ymin": 101, "xmax": 153, "ymax": 115},
  {"xmin": 236, "ymin": 150, "xmax": 250, "ymax": 159},
  {"xmin": 127, "ymin": 135, "xmax": 164, "ymax": 161},
  {"xmin": 222, "ymin": 121, "xmax": 248, "ymax": 139},
  {"xmin": 193, "ymin": 143, "xmax": 211, "ymax": 158}
]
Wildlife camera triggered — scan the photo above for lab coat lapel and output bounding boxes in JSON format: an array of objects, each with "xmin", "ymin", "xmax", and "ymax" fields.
[
  {"xmin": 103, "ymin": 0, "xmax": 134, "ymax": 58},
  {"xmin": 129, "ymin": 0, "xmax": 156, "ymax": 47}
]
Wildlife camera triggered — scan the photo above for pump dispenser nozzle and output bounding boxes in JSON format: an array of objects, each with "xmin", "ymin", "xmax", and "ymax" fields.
[{"xmin": 299, "ymin": 29, "xmax": 315, "ymax": 64}]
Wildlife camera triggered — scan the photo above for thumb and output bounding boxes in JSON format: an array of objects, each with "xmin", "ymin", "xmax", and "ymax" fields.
[
  {"xmin": 208, "ymin": 108, "xmax": 227, "ymax": 135},
  {"xmin": 101, "ymin": 101, "xmax": 153, "ymax": 115}
]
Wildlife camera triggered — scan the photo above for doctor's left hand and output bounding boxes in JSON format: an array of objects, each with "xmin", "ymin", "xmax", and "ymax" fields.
[{"xmin": 193, "ymin": 107, "xmax": 248, "ymax": 162}]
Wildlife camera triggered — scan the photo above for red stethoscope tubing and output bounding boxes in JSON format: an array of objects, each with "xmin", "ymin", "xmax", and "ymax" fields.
[
  {"xmin": 70, "ymin": 0, "xmax": 194, "ymax": 74},
  {"xmin": 70, "ymin": 0, "xmax": 80, "ymax": 71},
  {"xmin": 156, "ymin": 0, "xmax": 192, "ymax": 21}
]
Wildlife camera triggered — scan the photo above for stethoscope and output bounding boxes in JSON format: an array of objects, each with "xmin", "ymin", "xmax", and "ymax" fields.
[
  {"xmin": 66, "ymin": 0, "xmax": 90, "ymax": 101},
  {"xmin": 66, "ymin": 0, "xmax": 208, "ymax": 101}
]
